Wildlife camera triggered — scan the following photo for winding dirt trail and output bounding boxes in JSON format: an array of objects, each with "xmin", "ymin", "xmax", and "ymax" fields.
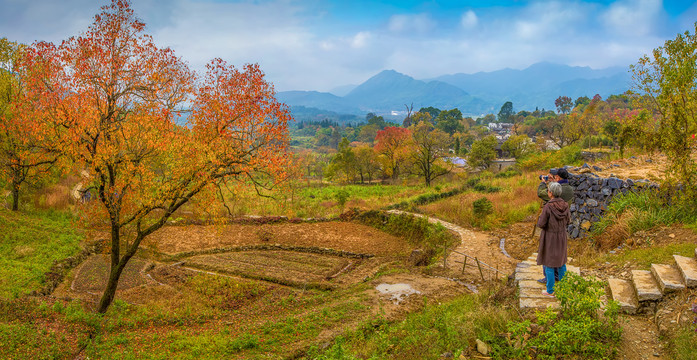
[{"xmin": 387, "ymin": 210, "xmax": 517, "ymax": 278}]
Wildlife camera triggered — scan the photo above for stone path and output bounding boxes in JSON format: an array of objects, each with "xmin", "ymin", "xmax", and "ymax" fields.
[
  {"xmin": 513, "ymin": 253, "xmax": 581, "ymax": 310},
  {"xmin": 608, "ymin": 248, "xmax": 697, "ymax": 314}
]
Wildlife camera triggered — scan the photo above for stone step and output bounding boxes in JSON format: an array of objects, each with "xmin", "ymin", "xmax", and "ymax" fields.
[
  {"xmin": 651, "ymin": 263, "xmax": 686, "ymax": 293},
  {"xmin": 673, "ymin": 255, "xmax": 697, "ymax": 288},
  {"xmin": 608, "ymin": 278, "xmax": 639, "ymax": 314},
  {"xmin": 519, "ymin": 296, "xmax": 559, "ymax": 310},
  {"xmin": 631, "ymin": 270, "xmax": 662, "ymax": 301}
]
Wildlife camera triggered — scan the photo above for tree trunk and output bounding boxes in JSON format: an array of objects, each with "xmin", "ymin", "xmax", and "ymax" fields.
[
  {"xmin": 11, "ymin": 170, "xmax": 21, "ymax": 211},
  {"xmin": 97, "ymin": 222, "xmax": 126, "ymax": 313}
]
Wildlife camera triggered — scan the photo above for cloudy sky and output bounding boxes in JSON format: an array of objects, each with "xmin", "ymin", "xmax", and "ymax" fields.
[{"xmin": 1, "ymin": 0, "xmax": 695, "ymax": 92}]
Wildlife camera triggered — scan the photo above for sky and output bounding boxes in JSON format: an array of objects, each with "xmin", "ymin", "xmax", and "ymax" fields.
[{"xmin": 1, "ymin": 0, "xmax": 696, "ymax": 92}]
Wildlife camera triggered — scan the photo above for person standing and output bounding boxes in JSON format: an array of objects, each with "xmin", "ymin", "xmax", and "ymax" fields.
[
  {"xmin": 536, "ymin": 167, "xmax": 574, "ymax": 284},
  {"xmin": 537, "ymin": 168, "xmax": 573, "ymax": 205},
  {"xmin": 536, "ymin": 182, "xmax": 570, "ymax": 296}
]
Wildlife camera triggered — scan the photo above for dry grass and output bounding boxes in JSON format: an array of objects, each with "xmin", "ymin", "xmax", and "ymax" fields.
[{"xmin": 420, "ymin": 177, "xmax": 541, "ymax": 230}]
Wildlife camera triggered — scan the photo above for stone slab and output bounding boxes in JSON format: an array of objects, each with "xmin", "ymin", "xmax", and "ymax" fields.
[
  {"xmin": 631, "ymin": 270, "xmax": 662, "ymax": 301},
  {"xmin": 674, "ymin": 255, "xmax": 697, "ymax": 288},
  {"xmin": 518, "ymin": 279, "xmax": 546, "ymax": 290},
  {"xmin": 608, "ymin": 278, "xmax": 638, "ymax": 314},
  {"xmin": 519, "ymin": 296, "xmax": 558, "ymax": 310},
  {"xmin": 566, "ymin": 265, "xmax": 581, "ymax": 276},
  {"xmin": 651, "ymin": 263, "xmax": 686, "ymax": 293},
  {"xmin": 519, "ymin": 286, "xmax": 555, "ymax": 298},
  {"xmin": 515, "ymin": 271, "xmax": 544, "ymax": 282}
]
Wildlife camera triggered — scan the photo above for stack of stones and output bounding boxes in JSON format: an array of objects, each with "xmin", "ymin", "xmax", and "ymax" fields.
[{"xmin": 564, "ymin": 164, "xmax": 657, "ymax": 239}]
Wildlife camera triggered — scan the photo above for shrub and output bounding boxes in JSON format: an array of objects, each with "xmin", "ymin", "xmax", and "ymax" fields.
[
  {"xmin": 472, "ymin": 197, "xmax": 494, "ymax": 217},
  {"xmin": 349, "ymin": 210, "xmax": 458, "ymax": 263}
]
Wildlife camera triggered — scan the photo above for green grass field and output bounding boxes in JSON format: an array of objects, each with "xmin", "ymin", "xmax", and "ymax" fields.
[{"xmin": 0, "ymin": 208, "xmax": 83, "ymax": 299}]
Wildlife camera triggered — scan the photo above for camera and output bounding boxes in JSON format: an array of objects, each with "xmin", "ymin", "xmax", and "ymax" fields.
[{"xmin": 539, "ymin": 175, "xmax": 549, "ymax": 181}]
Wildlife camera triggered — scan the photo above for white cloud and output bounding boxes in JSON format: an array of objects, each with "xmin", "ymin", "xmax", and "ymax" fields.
[
  {"xmin": 460, "ymin": 10, "xmax": 478, "ymax": 29},
  {"xmin": 387, "ymin": 13, "xmax": 435, "ymax": 34},
  {"xmin": 601, "ymin": 0, "xmax": 664, "ymax": 37},
  {"xmin": 351, "ymin": 31, "xmax": 371, "ymax": 48}
]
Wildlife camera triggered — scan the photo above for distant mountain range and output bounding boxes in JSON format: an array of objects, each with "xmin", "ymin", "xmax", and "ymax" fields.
[{"xmin": 276, "ymin": 62, "xmax": 632, "ymax": 121}]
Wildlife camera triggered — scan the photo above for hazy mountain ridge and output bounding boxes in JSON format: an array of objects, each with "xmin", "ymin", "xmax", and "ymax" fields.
[{"xmin": 278, "ymin": 62, "xmax": 632, "ymax": 120}]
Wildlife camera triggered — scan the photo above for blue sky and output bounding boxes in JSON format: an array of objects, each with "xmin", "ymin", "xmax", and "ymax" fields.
[{"xmin": 1, "ymin": 0, "xmax": 696, "ymax": 92}]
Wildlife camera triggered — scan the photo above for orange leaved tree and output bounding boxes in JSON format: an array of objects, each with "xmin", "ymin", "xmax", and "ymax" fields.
[
  {"xmin": 20, "ymin": 0, "xmax": 291, "ymax": 313},
  {"xmin": 374, "ymin": 126, "xmax": 411, "ymax": 180},
  {"xmin": 0, "ymin": 37, "xmax": 59, "ymax": 211}
]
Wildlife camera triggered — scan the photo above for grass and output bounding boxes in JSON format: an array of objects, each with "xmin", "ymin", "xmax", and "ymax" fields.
[
  {"xmin": 306, "ymin": 288, "xmax": 514, "ymax": 359},
  {"xmin": 672, "ymin": 326, "xmax": 697, "ymax": 360},
  {"xmin": 418, "ymin": 172, "xmax": 541, "ymax": 230},
  {"xmin": 0, "ymin": 208, "xmax": 83, "ymax": 299},
  {"xmin": 596, "ymin": 242, "xmax": 697, "ymax": 269}
]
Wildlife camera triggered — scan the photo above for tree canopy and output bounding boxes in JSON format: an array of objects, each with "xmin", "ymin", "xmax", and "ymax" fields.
[{"xmin": 18, "ymin": 0, "xmax": 291, "ymax": 313}]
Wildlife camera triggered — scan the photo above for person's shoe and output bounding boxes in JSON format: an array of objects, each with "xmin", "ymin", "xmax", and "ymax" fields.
[
  {"xmin": 537, "ymin": 278, "xmax": 546, "ymax": 284},
  {"xmin": 541, "ymin": 291, "xmax": 554, "ymax": 297}
]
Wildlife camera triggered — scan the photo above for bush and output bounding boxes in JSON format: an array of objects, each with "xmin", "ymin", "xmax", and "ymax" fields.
[
  {"xmin": 472, "ymin": 197, "xmax": 494, "ymax": 217},
  {"xmin": 349, "ymin": 210, "xmax": 459, "ymax": 263}
]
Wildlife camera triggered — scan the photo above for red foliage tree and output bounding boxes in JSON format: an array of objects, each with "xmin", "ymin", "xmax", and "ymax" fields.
[
  {"xmin": 19, "ymin": 0, "xmax": 291, "ymax": 313},
  {"xmin": 374, "ymin": 126, "xmax": 411, "ymax": 180}
]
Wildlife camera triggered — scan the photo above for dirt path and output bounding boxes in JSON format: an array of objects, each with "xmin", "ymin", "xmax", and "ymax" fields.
[{"xmin": 387, "ymin": 210, "xmax": 517, "ymax": 278}]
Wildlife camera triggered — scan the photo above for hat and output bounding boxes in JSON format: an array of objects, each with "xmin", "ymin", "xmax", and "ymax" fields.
[{"xmin": 549, "ymin": 168, "xmax": 558, "ymax": 175}]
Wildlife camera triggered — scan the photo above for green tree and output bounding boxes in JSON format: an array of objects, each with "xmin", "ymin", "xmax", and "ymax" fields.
[
  {"xmin": 632, "ymin": 23, "xmax": 697, "ymax": 196},
  {"xmin": 326, "ymin": 137, "xmax": 357, "ymax": 183},
  {"xmin": 418, "ymin": 106, "xmax": 441, "ymax": 121},
  {"xmin": 501, "ymin": 134, "xmax": 534, "ymax": 158},
  {"xmin": 498, "ymin": 101, "xmax": 513, "ymax": 123},
  {"xmin": 435, "ymin": 108, "xmax": 463, "ymax": 135},
  {"xmin": 467, "ymin": 135, "xmax": 497, "ymax": 169},
  {"xmin": 408, "ymin": 122, "xmax": 452, "ymax": 186}
]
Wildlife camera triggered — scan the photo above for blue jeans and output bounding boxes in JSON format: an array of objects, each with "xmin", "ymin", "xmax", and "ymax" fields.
[{"xmin": 544, "ymin": 264, "xmax": 567, "ymax": 294}]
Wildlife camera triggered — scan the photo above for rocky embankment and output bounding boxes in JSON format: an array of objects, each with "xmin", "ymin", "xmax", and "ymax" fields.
[{"xmin": 566, "ymin": 163, "xmax": 658, "ymax": 238}]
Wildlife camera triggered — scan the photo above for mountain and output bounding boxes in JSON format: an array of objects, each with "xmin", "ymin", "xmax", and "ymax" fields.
[
  {"xmin": 277, "ymin": 62, "xmax": 632, "ymax": 119},
  {"xmin": 343, "ymin": 70, "xmax": 490, "ymax": 113},
  {"xmin": 432, "ymin": 62, "xmax": 631, "ymax": 111},
  {"xmin": 275, "ymin": 91, "xmax": 360, "ymax": 114}
]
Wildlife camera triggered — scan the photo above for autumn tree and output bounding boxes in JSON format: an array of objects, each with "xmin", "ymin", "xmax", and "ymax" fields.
[
  {"xmin": 632, "ymin": 23, "xmax": 697, "ymax": 196},
  {"xmin": 20, "ymin": 1, "xmax": 291, "ymax": 313},
  {"xmin": 374, "ymin": 126, "xmax": 411, "ymax": 181},
  {"xmin": 554, "ymin": 96, "xmax": 573, "ymax": 114},
  {"xmin": 0, "ymin": 38, "xmax": 58, "ymax": 210},
  {"xmin": 408, "ymin": 121, "xmax": 452, "ymax": 186}
]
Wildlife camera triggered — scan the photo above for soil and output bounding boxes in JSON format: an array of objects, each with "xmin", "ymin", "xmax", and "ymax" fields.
[{"xmin": 143, "ymin": 221, "xmax": 411, "ymax": 256}]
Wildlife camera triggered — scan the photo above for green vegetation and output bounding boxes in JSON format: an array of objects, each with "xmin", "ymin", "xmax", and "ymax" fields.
[
  {"xmin": 309, "ymin": 274, "xmax": 622, "ymax": 359},
  {"xmin": 0, "ymin": 208, "xmax": 83, "ymax": 299}
]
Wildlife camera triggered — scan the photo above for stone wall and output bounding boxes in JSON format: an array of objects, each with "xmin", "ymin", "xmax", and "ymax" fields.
[{"xmin": 566, "ymin": 165, "xmax": 657, "ymax": 238}]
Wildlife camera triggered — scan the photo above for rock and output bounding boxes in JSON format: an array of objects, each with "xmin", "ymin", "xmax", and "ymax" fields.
[
  {"xmin": 668, "ymin": 233, "xmax": 675, "ymax": 238},
  {"xmin": 441, "ymin": 352, "xmax": 453, "ymax": 358},
  {"xmin": 408, "ymin": 249, "xmax": 429, "ymax": 266},
  {"xmin": 476, "ymin": 339, "xmax": 489, "ymax": 356},
  {"xmin": 586, "ymin": 199, "xmax": 598, "ymax": 207},
  {"xmin": 581, "ymin": 221, "xmax": 592, "ymax": 230}
]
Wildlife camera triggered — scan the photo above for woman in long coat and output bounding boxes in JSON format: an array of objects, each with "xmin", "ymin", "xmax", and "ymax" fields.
[{"xmin": 536, "ymin": 182, "xmax": 570, "ymax": 296}]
